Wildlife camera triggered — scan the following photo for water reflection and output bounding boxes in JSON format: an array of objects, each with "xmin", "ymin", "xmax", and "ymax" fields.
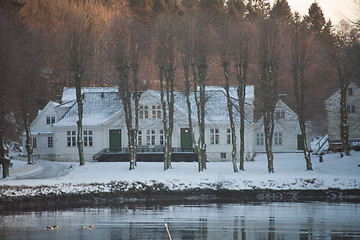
[{"xmin": 1, "ymin": 202, "xmax": 360, "ymax": 240}]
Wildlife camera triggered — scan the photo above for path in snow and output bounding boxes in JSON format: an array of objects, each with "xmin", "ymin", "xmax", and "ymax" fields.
[{"xmin": 14, "ymin": 160, "xmax": 69, "ymax": 180}]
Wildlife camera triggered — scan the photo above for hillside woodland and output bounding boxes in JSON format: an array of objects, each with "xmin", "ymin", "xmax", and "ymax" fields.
[{"xmin": 0, "ymin": 0, "xmax": 359, "ymax": 142}]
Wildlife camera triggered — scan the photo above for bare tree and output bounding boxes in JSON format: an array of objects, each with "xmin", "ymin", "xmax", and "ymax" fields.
[
  {"xmin": 330, "ymin": 21, "xmax": 358, "ymax": 156},
  {"xmin": 192, "ymin": 13, "xmax": 210, "ymax": 172},
  {"xmin": 155, "ymin": 7, "xmax": 178, "ymax": 171},
  {"xmin": 215, "ymin": 11, "xmax": 239, "ymax": 173},
  {"xmin": 56, "ymin": 2, "xmax": 102, "ymax": 166},
  {"xmin": 233, "ymin": 22, "xmax": 250, "ymax": 171},
  {"xmin": 258, "ymin": 18, "xmax": 280, "ymax": 173},
  {"xmin": 290, "ymin": 13, "xmax": 313, "ymax": 170},
  {"xmin": 108, "ymin": 13, "xmax": 143, "ymax": 170},
  {"xmin": 222, "ymin": 27, "xmax": 239, "ymax": 172},
  {"xmin": 178, "ymin": 11, "xmax": 209, "ymax": 172}
]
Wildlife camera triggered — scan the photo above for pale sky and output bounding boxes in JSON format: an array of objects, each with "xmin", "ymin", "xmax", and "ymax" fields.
[{"xmin": 270, "ymin": 0, "xmax": 358, "ymax": 25}]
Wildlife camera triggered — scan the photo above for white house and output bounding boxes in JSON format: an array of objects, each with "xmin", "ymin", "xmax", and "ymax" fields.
[
  {"xmin": 325, "ymin": 82, "xmax": 360, "ymax": 150},
  {"xmin": 23, "ymin": 86, "xmax": 305, "ymax": 162},
  {"xmin": 253, "ymin": 99, "xmax": 312, "ymax": 153}
]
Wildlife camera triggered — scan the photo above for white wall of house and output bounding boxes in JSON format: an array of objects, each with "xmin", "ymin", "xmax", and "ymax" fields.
[
  {"xmin": 253, "ymin": 100, "xmax": 308, "ymax": 153},
  {"xmin": 22, "ymin": 101, "xmax": 59, "ymax": 158},
  {"xmin": 53, "ymin": 126, "xmax": 105, "ymax": 161},
  {"xmin": 325, "ymin": 82, "xmax": 360, "ymax": 143},
  {"xmin": 26, "ymin": 87, "xmax": 266, "ymax": 162}
]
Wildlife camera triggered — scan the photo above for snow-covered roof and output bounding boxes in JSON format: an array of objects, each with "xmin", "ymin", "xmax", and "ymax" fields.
[
  {"xmin": 61, "ymin": 87, "xmax": 118, "ymax": 103},
  {"xmin": 55, "ymin": 92, "xmax": 123, "ymax": 127},
  {"xmin": 56, "ymin": 86, "xmax": 254, "ymax": 127},
  {"xmin": 174, "ymin": 87, "xmax": 254, "ymax": 125},
  {"xmin": 198, "ymin": 85, "xmax": 254, "ymax": 100}
]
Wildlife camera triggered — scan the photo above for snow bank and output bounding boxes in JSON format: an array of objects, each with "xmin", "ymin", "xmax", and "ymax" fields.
[{"xmin": 1, "ymin": 152, "xmax": 359, "ymax": 198}]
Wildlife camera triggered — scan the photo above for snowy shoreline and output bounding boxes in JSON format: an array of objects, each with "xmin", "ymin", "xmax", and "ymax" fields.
[
  {"xmin": 1, "ymin": 185, "xmax": 360, "ymax": 212},
  {"xmin": 1, "ymin": 152, "xmax": 360, "ymax": 211}
]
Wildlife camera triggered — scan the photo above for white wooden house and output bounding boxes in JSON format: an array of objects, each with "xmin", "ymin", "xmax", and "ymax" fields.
[
  {"xmin": 253, "ymin": 99, "xmax": 312, "ymax": 153},
  {"xmin": 23, "ymin": 86, "xmax": 305, "ymax": 161},
  {"xmin": 325, "ymin": 82, "xmax": 360, "ymax": 150}
]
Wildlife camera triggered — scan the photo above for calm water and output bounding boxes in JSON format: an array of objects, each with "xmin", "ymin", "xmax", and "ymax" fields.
[{"xmin": 1, "ymin": 202, "xmax": 359, "ymax": 240}]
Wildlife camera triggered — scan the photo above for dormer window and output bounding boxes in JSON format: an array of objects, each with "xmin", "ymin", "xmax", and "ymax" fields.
[
  {"xmin": 46, "ymin": 116, "xmax": 56, "ymax": 124},
  {"xmin": 275, "ymin": 110, "xmax": 285, "ymax": 120},
  {"xmin": 348, "ymin": 88, "xmax": 353, "ymax": 96},
  {"xmin": 140, "ymin": 105, "xmax": 161, "ymax": 119},
  {"xmin": 347, "ymin": 105, "xmax": 355, "ymax": 113}
]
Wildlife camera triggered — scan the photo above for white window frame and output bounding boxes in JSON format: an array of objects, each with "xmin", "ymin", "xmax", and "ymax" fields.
[
  {"xmin": 84, "ymin": 130, "xmax": 93, "ymax": 147},
  {"xmin": 146, "ymin": 129, "xmax": 156, "ymax": 145},
  {"xmin": 226, "ymin": 128, "xmax": 231, "ymax": 145},
  {"xmin": 32, "ymin": 137, "xmax": 37, "ymax": 148},
  {"xmin": 274, "ymin": 132, "xmax": 283, "ymax": 145},
  {"xmin": 67, "ymin": 130, "xmax": 77, "ymax": 147},
  {"xmin": 138, "ymin": 130, "xmax": 142, "ymax": 145},
  {"xmin": 276, "ymin": 110, "xmax": 285, "ymax": 120},
  {"xmin": 256, "ymin": 133, "xmax": 264, "ymax": 146},
  {"xmin": 48, "ymin": 136, "xmax": 53, "ymax": 148},
  {"xmin": 160, "ymin": 129, "xmax": 164, "ymax": 145},
  {"xmin": 210, "ymin": 129, "xmax": 219, "ymax": 145}
]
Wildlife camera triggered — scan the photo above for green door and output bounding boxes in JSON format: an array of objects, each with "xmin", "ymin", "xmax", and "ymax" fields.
[
  {"xmin": 297, "ymin": 135, "xmax": 304, "ymax": 150},
  {"xmin": 109, "ymin": 129, "xmax": 122, "ymax": 151},
  {"xmin": 181, "ymin": 128, "xmax": 192, "ymax": 149}
]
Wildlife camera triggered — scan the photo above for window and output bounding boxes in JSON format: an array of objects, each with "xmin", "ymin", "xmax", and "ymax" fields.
[
  {"xmin": 138, "ymin": 130, "xmax": 142, "ymax": 145},
  {"xmin": 157, "ymin": 105, "xmax": 161, "ymax": 118},
  {"xmin": 140, "ymin": 105, "xmax": 160, "ymax": 119},
  {"xmin": 256, "ymin": 133, "xmax": 264, "ymax": 146},
  {"xmin": 160, "ymin": 129, "xmax": 164, "ymax": 145},
  {"xmin": 67, "ymin": 130, "xmax": 76, "ymax": 147},
  {"xmin": 48, "ymin": 137, "xmax": 53, "ymax": 148},
  {"xmin": 274, "ymin": 133, "xmax": 283, "ymax": 145},
  {"xmin": 210, "ymin": 129, "xmax": 219, "ymax": 144},
  {"xmin": 152, "ymin": 105, "xmax": 162, "ymax": 118},
  {"xmin": 348, "ymin": 88, "xmax": 353, "ymax": 96},
  {"xmin": 347, "ymin": 105, "xmax": 356, "ymax": 113},
  {"xmin": 226, "ymin": 128, "xmax": 231, "ymax": 145},
  {"xmin": 46, "ymin": 116, "xmax": 56, "ymax": 124},
  {"xmin": 276, "ymin": 110, "xmax": 285, "ymax": 119},
  {"xmin": 32, "ymin": 137, "xmax": 37, "ymax": 148},
  {"xmin": 144, "ymin": 106, "xmax": 149, "ymax": 118},
  {"xmin": 84, "ymin": 130, "xmax": 93, "ymax": 147},
  {"xmin": 221, "ymin": 152, "xmax": 226, "ymax": 159},
  {"xmin": 146, "ymin": 129, "xmax": 156, "ymax": 145},
  {"xmin": 139, "ymin": 106, "xmax": 144, "ymax": 119}
]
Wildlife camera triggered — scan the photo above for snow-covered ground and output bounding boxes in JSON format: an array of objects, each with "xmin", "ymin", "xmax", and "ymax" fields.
[{"xmin": 1, "ymin": 151, "xmax": 359, "ymax": 198}]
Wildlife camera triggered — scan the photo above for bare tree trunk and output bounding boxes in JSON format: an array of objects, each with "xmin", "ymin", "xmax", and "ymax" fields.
[
  {"xmin": 24, "ymin": 119, "xmax": 33, "ymax": 165},
  {"xmin": 337, "ymin": 62, "xmax": 351, "ymax": 156},
  {"xmin": 290, "ymin": 17, "xmax": 313, "ymax": 170},
  {"xmin": 222, "ymin": 61, "xmax": 238, "ymax": 173},
  {"xmin": 233, "ymin": 23, "xmax": 249, "ymax": 172},
  {"xmin": 75, "ymin": 75, "xmax": 85, "ymax": 166},
  {"xmin": 0, "ymin": 139, "xmax": 10, "ymax": 179},
  {"xmin": 259, "ymin": 19, "xmax": 279, "ymax": 173}
]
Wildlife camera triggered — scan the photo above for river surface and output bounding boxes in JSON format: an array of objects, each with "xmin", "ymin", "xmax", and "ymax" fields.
[{"xmin": 1, "ymin": 202, "xmax": 359, "ymax": 240}]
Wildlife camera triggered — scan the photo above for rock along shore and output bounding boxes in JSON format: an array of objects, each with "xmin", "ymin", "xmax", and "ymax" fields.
[{"xmin": 1, "ymin": 186, "xmax": 360, "ymax": 213}]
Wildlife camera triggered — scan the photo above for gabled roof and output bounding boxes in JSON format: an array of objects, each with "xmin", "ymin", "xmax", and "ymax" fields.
[
  {"xmin": 55, "ymin": 92, "xmax": 123, "ymax": 127},
  {"xmin": 61, "ymin": 87, "xmax": 118, "ymax": 103},
  {"xmin": 30, "ymin": 101, "xmax": 59, "ymax": 130},
  {"xmin": 55, "ymin": 86, "xmax": 255, "ymax": 127},
  {"xmin": 325, "ymin": 82, "xmax": 359, "ymax": 109}
]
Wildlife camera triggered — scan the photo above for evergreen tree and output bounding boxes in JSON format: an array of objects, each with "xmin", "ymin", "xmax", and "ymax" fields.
[{"xmin": 270, "ymin": 0, "xmax": 292, "ymax": 23}]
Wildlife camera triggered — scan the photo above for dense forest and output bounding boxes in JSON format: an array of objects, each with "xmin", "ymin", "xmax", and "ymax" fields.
[{"xmin": 0, "ymin": 0, "xmax": 359, "ymax": 144}]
